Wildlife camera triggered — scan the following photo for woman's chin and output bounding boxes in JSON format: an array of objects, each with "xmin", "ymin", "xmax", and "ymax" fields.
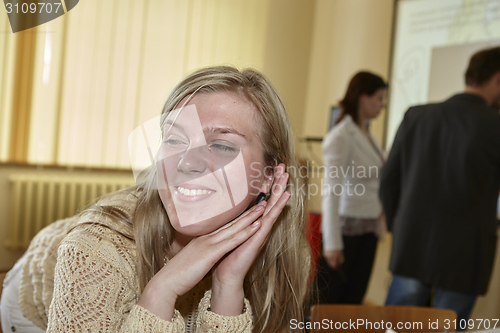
[
  {"xmin": 170, "ymin": 201, "xmax": 251, "ymax": 236},
  {"xmin": 170, "ymin": 215, "xmax": 226, "ymax": 236}
]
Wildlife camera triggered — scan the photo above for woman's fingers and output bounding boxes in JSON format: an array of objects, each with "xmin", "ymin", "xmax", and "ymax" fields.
[
  {"xmin": 214, "ymin": 163, "xmax": 289, "ymax": 239},
  {"xmin": 258, "ymin": 190, "xmax": 291, "ymax": 236},
  {"xmin": 264, "ymin": 163, "xmax": 288, "ymax": 215},
  {"xmin": 155, "ymin": 199, "xmax": 271, "ymax": 301},
  {"xmin": 210, "ymin": 187, "xmax": 291, "ymax": 297},
  {"xmin": 217, "ymin": 217, "xmax": 262, "ymax": 252},
  {"xmin": 214, "ymin": 169, "xmax": 290, "ymax": 253},
  {"xmin": 209, "ymin": 200, "xmax": 267, "ymax": 238},
  {"xmin": 158, "ymin": 215, "xmax": 263, "ymax": 300},
  {"xmin": 231, "ymin": 189, "xmax": 291, "ymax": 256}
]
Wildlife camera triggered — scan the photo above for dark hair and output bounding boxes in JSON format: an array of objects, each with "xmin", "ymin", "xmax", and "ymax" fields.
[
  {"xmin": 465, "ymin": 46, "xmax": 500, "ymax": 87},
  {"xmin": 337, "ymin": 71, "xmax": 388, "ymax": 125}
]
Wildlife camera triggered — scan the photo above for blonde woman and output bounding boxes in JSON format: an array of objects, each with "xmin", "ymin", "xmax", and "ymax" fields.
[{"xmin": 0, "ymin": 67, "xmax": 310, "ymax": 332}]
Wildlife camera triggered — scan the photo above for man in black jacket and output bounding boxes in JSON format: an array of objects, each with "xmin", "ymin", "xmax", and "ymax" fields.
[{"xmin": 380, "ymin": 46, "xmax": 500, "ymax": 327}]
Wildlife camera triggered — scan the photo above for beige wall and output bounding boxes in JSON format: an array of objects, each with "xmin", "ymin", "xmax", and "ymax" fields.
[
  {"xmin": 302, "ymin": 0, "xmax": 393, "ymax": 145},
  {"xmin": 262, "ymin": 0, "xmax": 316, "ymax": 143}
]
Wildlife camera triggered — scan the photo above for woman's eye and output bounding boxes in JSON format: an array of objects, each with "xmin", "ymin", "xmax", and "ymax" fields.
[
  {"xmin": 209, "ymin": 142, "xmax": 239, "ymax": 155},
  {"xmin": 164, "ymin": 136, "xmax": 188, "ymax": 147},
  {"xmin": 166, "ymin": 139, "xmax": 182, "ymax": 145}
]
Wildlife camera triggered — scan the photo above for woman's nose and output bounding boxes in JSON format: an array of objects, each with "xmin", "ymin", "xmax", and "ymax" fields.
[{"xmin": 177, "ymin": 145, "xmax": 211, "ymax": 173}]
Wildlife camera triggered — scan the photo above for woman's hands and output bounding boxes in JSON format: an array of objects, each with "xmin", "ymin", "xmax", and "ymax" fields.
[
  {"xmin": 210, "ymin": 164, "xmax": 290, "ymax": 315},
  {"xmin": 138, "ymin": 164, "xmax": 290, "ymax": 321},
  {"xmin": 138, "ymin": 199, "xmax": 266, "ymax": 321}
]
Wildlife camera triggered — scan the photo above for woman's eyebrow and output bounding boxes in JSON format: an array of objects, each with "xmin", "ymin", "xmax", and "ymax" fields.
[
  {"xmin": 164, "ymin": 119, "xmax": 183, "ymax": 130},
  {"xmin": 205, "ymin": 127, "xmax": 246, "ymax": 138}
]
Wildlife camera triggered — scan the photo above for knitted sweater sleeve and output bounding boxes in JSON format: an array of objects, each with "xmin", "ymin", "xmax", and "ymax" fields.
[
  {"xmin": 195, "ymin": 290, "xmax": 253, "ymax": 333},
  {"xmin": 46, "ymin": 224, "xmax": 186, "ymax": 332}
]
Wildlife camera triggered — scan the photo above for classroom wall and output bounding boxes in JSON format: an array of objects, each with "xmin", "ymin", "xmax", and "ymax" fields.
[
  {"xmin": 262, "ymin": 0, "xmax": 316, "ymax": 144},
  {"xmin": 302, "ymin": 0, "xmax": 394, "ymax": 143}
]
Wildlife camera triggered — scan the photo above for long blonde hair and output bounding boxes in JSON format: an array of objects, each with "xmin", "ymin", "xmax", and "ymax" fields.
[{"xmin": 134, "ymin": 66, "xmax": 310, "ymax": 332}]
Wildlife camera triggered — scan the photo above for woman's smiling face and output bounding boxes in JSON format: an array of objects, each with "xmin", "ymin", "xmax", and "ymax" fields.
[{"xmin": 157, "ymin": 91, "xmax": 266, "ymax": 236}]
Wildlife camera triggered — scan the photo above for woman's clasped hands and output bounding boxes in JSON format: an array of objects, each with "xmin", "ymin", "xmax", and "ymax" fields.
[{"xmin": 138, "ymin": 164, "xmax": 290, "ymax": 321}]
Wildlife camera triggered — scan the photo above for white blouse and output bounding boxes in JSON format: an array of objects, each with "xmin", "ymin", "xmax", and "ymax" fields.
[{"xmin": 321, "ymin": 115, "xmax": 384, "ymax": 251}]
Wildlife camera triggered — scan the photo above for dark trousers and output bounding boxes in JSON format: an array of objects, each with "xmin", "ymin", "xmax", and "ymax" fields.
[{"xmin": 315, "ymin": 233, "xmax": 378, "ymax": 304}]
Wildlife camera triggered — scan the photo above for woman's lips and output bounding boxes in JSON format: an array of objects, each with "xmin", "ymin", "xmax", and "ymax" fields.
[
  {"xmin": 173, "ymin": 184, "xmax": 216, "ymax": 202},
  {"xmin": 176, "ymin": 186, "xmax": 214, "ymax": 196}
]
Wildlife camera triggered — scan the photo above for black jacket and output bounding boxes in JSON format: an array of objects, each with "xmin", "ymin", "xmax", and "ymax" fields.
[{"xmin": 380, "ymin": 93, "xmax": 500, "ymax": 295}]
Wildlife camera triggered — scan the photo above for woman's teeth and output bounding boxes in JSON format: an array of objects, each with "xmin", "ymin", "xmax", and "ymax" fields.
[{"xmin": 176, "ymin": 186, "xmax": 214, "ymax": 197}]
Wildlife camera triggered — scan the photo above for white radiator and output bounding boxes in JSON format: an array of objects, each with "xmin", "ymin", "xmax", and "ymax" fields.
[{"xmin": 7, "ymin": 174, "xmax": 136, "ymax": 249}]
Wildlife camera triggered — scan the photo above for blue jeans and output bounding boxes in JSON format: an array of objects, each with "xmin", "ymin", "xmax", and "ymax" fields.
[{"xmin": 385, "ymin": 275, "xmax": 476, "ymax": 331}]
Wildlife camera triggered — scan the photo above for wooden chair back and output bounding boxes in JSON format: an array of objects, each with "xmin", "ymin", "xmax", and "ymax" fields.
[{"xmin": 310, "ymin": 304, "xmax": 457, "ymax": 332}]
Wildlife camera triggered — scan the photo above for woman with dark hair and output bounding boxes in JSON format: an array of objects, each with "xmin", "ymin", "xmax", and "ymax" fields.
[{"xmin": 317, "ymin": 71, "xmax": 388, "ymax": 304}]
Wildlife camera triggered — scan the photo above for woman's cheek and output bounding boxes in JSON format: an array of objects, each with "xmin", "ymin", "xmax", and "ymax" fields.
[{"xmin": 220, "ymin": 152, "xmax": 252, "ymax": 206}]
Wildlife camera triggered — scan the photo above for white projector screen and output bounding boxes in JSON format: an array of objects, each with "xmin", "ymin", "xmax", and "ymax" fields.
[{"xmin": 386, "ymin": 0, "xmax": 500, "ymax": 149}]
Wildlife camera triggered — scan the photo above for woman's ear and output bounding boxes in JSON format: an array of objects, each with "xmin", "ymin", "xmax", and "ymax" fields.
[
  {"xmin": 357, "ymin": 94, "xmax": 366, "ymax": 113},
  {"xmin": 358, "ymin": 93, "xmax": 368, "ymax": 106}
]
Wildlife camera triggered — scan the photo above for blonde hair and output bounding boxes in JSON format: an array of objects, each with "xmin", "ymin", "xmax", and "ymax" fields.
[{"xmin": 134, "ymin": 66, "xmax": 310, "ymax": 332}]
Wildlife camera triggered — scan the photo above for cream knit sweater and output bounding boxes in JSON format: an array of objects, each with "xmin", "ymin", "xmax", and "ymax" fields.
[{"xmin": 19, "ymin": 188, "xmax": 253, "ymax": 332}]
